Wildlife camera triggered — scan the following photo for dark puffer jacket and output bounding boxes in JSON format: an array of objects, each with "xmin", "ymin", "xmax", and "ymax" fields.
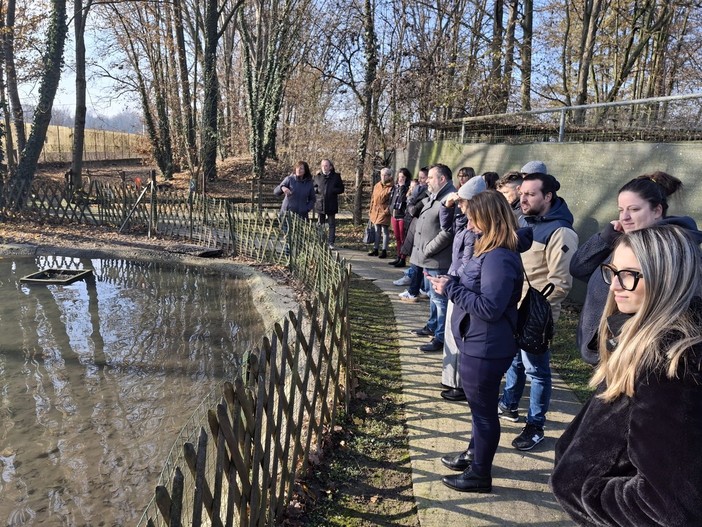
[
  {"xmin": 551, "ymin": 298, "xmax": 702, "ymax": 526},
  {"xmin": 273, "ymin": 174, "xmax": 316, "ymax": 218},
  {"xmin": 570, "ymin": 215, "xmax": 702, "ymax": 365},
  {"xmin": 444, "ymin": 247, "xmax": 523, "ymax": 360}
]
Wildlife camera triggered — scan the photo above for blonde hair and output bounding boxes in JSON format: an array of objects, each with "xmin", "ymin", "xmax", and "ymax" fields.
[
  {"xmin": 467, "ymin": 190, "xmax": 519, "ymax": 256},
  {"xmin": 592, "ymin": 225, "xmax": 702, "ymax": 401}
]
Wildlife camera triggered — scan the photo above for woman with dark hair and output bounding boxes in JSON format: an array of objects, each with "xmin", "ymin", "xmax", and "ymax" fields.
[
  {"xmin": 552, "ymin": 224, "xmax": 702, "ymax": 525},
  {"xmin": 482, "ymin": 171, "xmax": 499, "ymax": 190},
  {"xmin": 457, "ymin": 166, "xmax": 476, "ymax": 188},
  {"xmin": 427, "ymin": 190, "xmax": 524, "ymax": 493},
  {"xmin": 388, "ymin": 168, "xmax": 412, "ymax": 266},
  {"xmin": 569, "ymin": 171, "xmax": 702, "ymax": 365},
  {"xmin": 273, "ymin": 161, "xmax": 316, "ymax": 219}
]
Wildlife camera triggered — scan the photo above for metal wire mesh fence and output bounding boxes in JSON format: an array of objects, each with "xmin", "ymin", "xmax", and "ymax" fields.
[
  {"xmin": 409, "ymin": 93, "xmax": 702, "ymax": 144},
  {"xmin": 8, "ymin": 125, "xmax": 145, "ymax": 163}
]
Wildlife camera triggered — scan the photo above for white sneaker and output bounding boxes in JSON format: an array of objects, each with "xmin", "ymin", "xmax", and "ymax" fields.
[
  {"xmin": 398, "ymin": 290, "xmax": 419, "ymax": 302},
  {"xmin": 328, "ymin": 244, "xmax": 335, "ymax": 250},
  {"xmin": 419, "ymin": 289, "xmax": 430, "ymax": 298},
  {"xmin": 393, "ymin": 275, "xmax": 412, "ymax": 286}
]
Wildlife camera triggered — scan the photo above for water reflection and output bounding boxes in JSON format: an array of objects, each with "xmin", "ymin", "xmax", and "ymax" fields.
[{"xmin": 0, "ymin": 255, "xmax": 265, "ymax": 526}]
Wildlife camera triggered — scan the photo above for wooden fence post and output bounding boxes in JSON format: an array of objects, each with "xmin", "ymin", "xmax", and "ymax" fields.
[{"xmin": 150, "ymin": 169, "xmax": 157, "ymax": 237}]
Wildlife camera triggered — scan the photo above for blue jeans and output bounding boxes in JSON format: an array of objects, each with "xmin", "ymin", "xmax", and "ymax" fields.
[
  {"xmin": 424, "ymin": 268, "xmax": 448, "ymax": 343},
  {"xmin": 500, "ymin": 349, "xmax": 552, "ymax": 428},
  {"xmin": 407, "ymin": 264, "xmax": 423, "ymax": 295},
  {"xmin": 373, "ymin": 224, "xmax": 389, "ymax": 251}
]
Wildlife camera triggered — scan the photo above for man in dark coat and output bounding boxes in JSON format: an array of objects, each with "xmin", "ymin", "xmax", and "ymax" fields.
[{"xmin": 314, "ymin": 159, "xmax": 345, "ymax": 248}]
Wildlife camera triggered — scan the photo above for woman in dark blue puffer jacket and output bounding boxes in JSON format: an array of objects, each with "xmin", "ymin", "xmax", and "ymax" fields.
[{"xmin": 428, "ymin": 190, "xmax": 524, "ymax": 494}]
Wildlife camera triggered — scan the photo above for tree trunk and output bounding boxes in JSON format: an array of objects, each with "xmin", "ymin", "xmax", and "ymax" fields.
[
  {"xmin": 9, "ymin": 0, "xmax": 68, "ymax": 209},
  {"xmin": 488, "ymin": 0, "xmax": 503, "ymax": 108},
  {"xmin": 0, "ymin": 6, "xmax": 15, "ymax": 173},
  {"xmin": 70, "ymin": 0, "xmax": 93, "ymax": 190},
  {"xmin": 4, "ymin": 0, "xmax": 25, "ymax": 157},
  {"xmin": 172, "ymin": 0, "xmax": 197, "ymax": 167},
  {"xmin": 501, "ymin": 0, "xmax": 519, "ymax": 111},
  {"xmin": 201, "ymin": 0, "xmax": 219, "ymax": 183},
  {"xmin": 520, "ymin": 0, "xmax": 533, "ymax": 111},
  {"xmin": 574, "ymin": 0, "xmax": 606, "ymax": 123},
  {"xmin": 353, "ymin": 0, "xmax": 377, "ymax": 225}
]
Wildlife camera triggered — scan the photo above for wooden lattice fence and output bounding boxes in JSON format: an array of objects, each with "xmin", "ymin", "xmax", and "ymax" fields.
[{"xmin": 138, "ymin": 279, "xmax": 351, "ymax": 526}]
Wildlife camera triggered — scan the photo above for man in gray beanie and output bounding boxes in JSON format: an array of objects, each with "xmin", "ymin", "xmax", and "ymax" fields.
[
  {"xmin": 498, "ymin": 168, "xmax": 578, "ymax": 451},
  {"xmin": 520, "ymin": 160, "xmax": 548, "ymax": 175}
]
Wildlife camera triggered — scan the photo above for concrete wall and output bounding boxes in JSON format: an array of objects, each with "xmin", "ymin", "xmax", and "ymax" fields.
[{"xmin": 396, "ymin": 141, "xmax": 702, "ymax": 301}]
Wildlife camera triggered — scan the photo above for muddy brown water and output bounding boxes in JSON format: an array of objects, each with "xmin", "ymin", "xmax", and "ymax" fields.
[{"xmin": 0, "ymin": 254, "xmax": 266, "ymax": 526}]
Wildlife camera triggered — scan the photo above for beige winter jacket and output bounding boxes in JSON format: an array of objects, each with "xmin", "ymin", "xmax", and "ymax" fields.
[{"xmin": 521, "ymin": 226, "xmax": 579, "ymax": 323}]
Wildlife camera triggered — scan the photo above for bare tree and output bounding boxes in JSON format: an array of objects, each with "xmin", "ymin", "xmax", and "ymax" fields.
[
  {"xmin": 70, "ymin": 0, "xmax": 94, "ymax": 189},
  {"xmin": 239, "ymin": 0, "xmax": 308, "ymax": 182},
  {"xmin": 201, "ymin": 0, "xmax": 243, "ymax": 183},
  {"xmin": 2, "ymin": 0, "xmax": 26, "ymax": 160}
]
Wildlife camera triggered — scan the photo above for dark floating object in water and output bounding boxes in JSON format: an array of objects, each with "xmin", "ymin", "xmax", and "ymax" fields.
[
  {"xmin": 166, "ymin": 245, "xmax": 223, "ymax": 258},
  {"xmin": 20, "ymin": 268, "xmax": 94, "ymax": 285}
]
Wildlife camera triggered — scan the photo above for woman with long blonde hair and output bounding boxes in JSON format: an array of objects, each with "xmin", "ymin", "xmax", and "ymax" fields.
[
  {"xmin": 552, "ymin": 224, "xmax": 702, "ymax": 525},
  {"xmin": 428, "ymin": 190, "xmax": 524, "ymax": 493}
]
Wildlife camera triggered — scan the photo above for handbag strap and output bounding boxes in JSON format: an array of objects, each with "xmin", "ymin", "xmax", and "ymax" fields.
[{"xmin": 522, "ymin": 269, "xmax": 555, "ymax": 299}]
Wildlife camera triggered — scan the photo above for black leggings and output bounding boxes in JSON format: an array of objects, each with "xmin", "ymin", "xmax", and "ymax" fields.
[{"xmin": 460, "ymin": 353, "xmax": 515, "ymax": 477}]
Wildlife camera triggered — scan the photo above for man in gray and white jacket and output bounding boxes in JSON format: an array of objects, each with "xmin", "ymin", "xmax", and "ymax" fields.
[{"xmin": 408, "ymin": 163, "xmax": 456, "ymax": 353}]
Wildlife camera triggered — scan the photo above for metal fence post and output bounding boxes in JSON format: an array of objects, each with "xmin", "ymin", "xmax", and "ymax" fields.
[{"xmin": 559, "ymin": 109, "xmax": 566, "ymax": 142}]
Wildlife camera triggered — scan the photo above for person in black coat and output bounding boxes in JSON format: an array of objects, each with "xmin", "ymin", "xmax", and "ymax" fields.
[
  {"xmin": 428, "ymin": 190, "xmax": 524, "ymax": 493},
  {"xmin": 313, "ymin": 159, "xmax": 345, "ymax": 248},
  {"xmin": 552, "ymin": 224, "xmax": 702, "ymax": 526}
]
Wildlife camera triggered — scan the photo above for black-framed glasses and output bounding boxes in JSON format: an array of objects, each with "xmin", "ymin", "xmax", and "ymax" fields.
[{"xmin": 600, "ymin": 264, "xmax": 643, "ymax": 291}]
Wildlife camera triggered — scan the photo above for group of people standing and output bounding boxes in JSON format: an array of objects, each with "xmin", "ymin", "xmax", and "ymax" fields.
[
  {"xmin": 274, "ymin": 157, "xmax": 702, "ymax": 524},
  {"xmin": 367, "ymin": 160, "xmax": 702, "ymax": 525},
  {"xmin": 273, "ymin": 158, "xmax": 345, "ymax": 248}
]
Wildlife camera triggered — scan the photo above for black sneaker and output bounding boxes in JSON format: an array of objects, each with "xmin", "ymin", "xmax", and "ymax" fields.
[
  {"xmin": 410, "ymin": 326, "xmax": 434, "ymax": 337},
  {"xmin": 512, "ymin": 423, "xmax": 545, "ymax": 451},
  {"xmin": 498, "ymin": 401, "xmax": 520, "ymax": 422}
]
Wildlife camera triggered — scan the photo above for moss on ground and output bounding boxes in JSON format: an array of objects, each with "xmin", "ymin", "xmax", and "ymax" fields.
[{"xmin": 292, "ymin": 276, "xmax": 418, "ymax": 526}]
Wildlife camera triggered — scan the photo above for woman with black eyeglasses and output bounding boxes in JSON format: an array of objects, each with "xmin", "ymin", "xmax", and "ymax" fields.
[
  {"xmin": 569, "ymin": 172, "xmax": 702, "ymax": 365},
  {"xmin": 552, "ymin": 225, "xmax": 702, "ymax": 526}
]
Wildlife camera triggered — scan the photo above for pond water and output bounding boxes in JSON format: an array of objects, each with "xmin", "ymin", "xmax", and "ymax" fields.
[{"xmin": 0, "ymin": 254, "xmax": 266, "ymax": 526}]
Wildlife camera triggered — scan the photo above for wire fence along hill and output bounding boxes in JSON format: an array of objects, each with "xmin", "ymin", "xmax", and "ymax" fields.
[
  {"xmin": 409, "ymin": 93, "xmax": 702, "ymax": 145},
  {"xmin": 4, "ymin": 125, "xmax": 145, "ymax": 163}
]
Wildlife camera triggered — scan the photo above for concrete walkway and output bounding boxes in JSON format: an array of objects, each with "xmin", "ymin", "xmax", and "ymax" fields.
[{"xmin": 337, "ymin": 248, "xmax": 580, "ymax": 527}]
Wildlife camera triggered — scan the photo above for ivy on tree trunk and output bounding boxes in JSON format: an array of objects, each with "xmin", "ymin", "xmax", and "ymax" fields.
[{"xmin": 8, "ymin": 0, "xmax": 67, "ymax": 209}]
